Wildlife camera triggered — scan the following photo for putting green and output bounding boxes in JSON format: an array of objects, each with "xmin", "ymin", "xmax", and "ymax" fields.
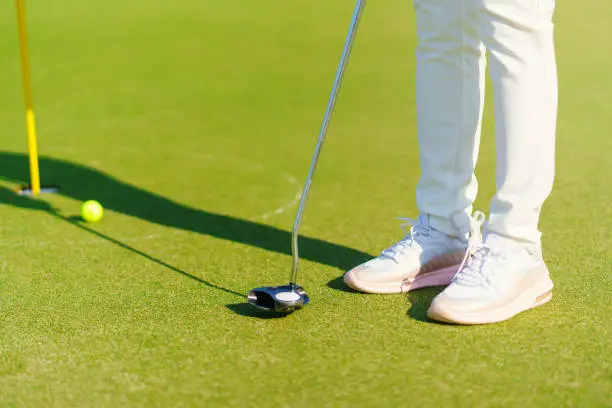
[{"xmin": 0, "ymin": 0, "xmax": 609, "ymax": 406}]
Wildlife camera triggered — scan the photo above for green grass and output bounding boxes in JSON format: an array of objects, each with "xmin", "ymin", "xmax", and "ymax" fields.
[{"xmin": 0, "ymin": 0, "xmax": 610, "ymax": 406}]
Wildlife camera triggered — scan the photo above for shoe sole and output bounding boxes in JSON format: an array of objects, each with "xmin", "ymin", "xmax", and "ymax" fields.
[
  {"xmin": 343, "ymin": 264, "xmax": 459, "ymax": 294},
  {"xmin": 427, "ymin": 276, "xmax": 554, "ymax": 325}
]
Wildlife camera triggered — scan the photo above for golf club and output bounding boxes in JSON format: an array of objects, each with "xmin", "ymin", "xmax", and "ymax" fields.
[{"xmin": 247, "ymin": 0, "xmax": 366, "ymax": 314}]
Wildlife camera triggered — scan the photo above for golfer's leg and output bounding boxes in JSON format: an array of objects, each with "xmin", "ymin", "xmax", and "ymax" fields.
[
  {"xmin": 481, "ymin": 0, "xmax": 558, "ymax": 244},
  {"xmin": 414, "ymin": 0, "xmax": 486, "ymax": 240}
]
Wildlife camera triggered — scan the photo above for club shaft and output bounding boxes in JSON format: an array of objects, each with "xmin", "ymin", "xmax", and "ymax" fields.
[{"xmin": 290, "ymin": 0, "xmax": 365, "ymax": 285}]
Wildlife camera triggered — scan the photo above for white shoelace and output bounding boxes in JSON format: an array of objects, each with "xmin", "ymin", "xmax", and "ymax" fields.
[
  {"xmin": 380, "ymin": 217, "xmax": 433, "ymax": 261},
  {"xmin": 455, "ymin": 234, "xmax": 542, "ymax": 287},
  {"xmin": 453, "ymin": 211, "xmax": 491, "ymax": 286},
  {"xmin": 454, "ymin": 244, "xmax": 497, "ymax": 287}
]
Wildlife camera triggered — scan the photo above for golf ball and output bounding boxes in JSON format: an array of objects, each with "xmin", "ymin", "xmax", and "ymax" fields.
[{"xmin": 81, "ymin": 200, "xmax": 104, "ymax": 222}]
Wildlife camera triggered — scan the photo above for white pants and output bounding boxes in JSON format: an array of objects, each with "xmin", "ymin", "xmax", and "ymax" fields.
[{"xmin": 414, "ymin": 0, "xmax": 558, "ymax": 244}]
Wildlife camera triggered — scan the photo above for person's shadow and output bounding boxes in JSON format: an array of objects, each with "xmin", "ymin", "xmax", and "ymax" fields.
[{"xmin": 0, "ymin": 151, "xmax": 370, "ymax": 316}]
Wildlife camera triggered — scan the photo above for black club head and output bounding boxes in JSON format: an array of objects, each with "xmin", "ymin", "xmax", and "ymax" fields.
[{"xmin": 247, "ymin": 284, "xmax": 309, "ymax": 314}]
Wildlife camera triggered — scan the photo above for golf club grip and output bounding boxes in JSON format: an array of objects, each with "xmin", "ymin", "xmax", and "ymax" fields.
[{"xmin": 290, "ymin": 0, "xmax": 366, "ymax": 285}]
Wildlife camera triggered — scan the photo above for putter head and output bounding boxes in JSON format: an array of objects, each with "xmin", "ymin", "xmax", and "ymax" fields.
[{"xmin": 247, "ymin": 284, "xmax": 309, "ymax": 314}]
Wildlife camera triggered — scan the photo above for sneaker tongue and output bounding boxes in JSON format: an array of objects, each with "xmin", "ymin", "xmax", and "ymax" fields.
[{"xmin": 483, "ymin": 233, "xmax": 508, "ymax": 247}]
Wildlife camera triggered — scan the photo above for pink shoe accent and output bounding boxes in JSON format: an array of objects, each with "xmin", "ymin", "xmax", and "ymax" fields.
[
  {"xmin": 407, "ymin": 264, "xmax": 460, "ymax": 291},
  {"xmin": 344, "ymin": 263, "xmax": 461, "ymax": 294}
]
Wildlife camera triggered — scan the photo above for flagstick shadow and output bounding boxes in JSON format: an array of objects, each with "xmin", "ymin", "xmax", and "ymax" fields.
[
  {"xmin": 0, "ymin": 153, "xmax": 373, "ymax": 316},
  {"xmin": 0, "ymin": 152, "xmax": 371, "ymax": 276},
  {"xmin": 55, "ymin": 213, "xmax": 246, "ymax": 299}
]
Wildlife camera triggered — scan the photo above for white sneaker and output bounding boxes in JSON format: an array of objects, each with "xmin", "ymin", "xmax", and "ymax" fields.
[
  {"xmin": 427, "ymin": 234, "xmax": 554, "ymax": 325},
  {"xmin": 343, "ymin": 212, "xmax": 486, "ymax": 294}
]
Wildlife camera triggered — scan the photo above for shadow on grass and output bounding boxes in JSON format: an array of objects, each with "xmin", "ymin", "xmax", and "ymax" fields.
[
  {"xmin": 406, "ymin": 287, "xmax": 449, "ymax": 324},
  {"xmin": 58, "ymin": 213, "xmax": 247, "ymax": 299},
  {"xmin": 225, "ymin": 303, "xmax": 291, "ymax": 319},
  {"xmin": 0, "ymin": 152, "xmax": 370, "ymax": 315},
  {"xmin": 326, "ymin": 275, "xmax": 358, "ymax": 293},
  {"xmin": 0, "ymin": 186, "xmax": 246, "ymax": 299}
]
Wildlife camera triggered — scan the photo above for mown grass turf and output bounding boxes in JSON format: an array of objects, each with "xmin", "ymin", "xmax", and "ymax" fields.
[{"xmin": 0, "ymin": 0, "xmax": 610, "ymax": 406}]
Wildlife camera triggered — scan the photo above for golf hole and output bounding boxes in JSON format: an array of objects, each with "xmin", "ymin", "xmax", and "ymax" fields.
[{"xmin": 275, "ymin": 292, "xmax": 301, "ymax": 302}]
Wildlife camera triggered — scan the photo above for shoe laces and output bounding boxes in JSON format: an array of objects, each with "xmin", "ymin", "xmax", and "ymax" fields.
[
  {"xmin": 454, "ymin": 211, "xmax": 492, "ymax": 286},
  {"xmin": 454, "ymin": 244, "xmax": 497, "ymax": 286},
  {"xmin": 380, "ymin": 217, "xmax": 433, "ymax": 261}
]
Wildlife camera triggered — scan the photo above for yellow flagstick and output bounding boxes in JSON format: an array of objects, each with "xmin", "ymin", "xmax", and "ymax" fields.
[{"xmin": 15, "ymin": 0, "xmax": 41, "ymax": 196}]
